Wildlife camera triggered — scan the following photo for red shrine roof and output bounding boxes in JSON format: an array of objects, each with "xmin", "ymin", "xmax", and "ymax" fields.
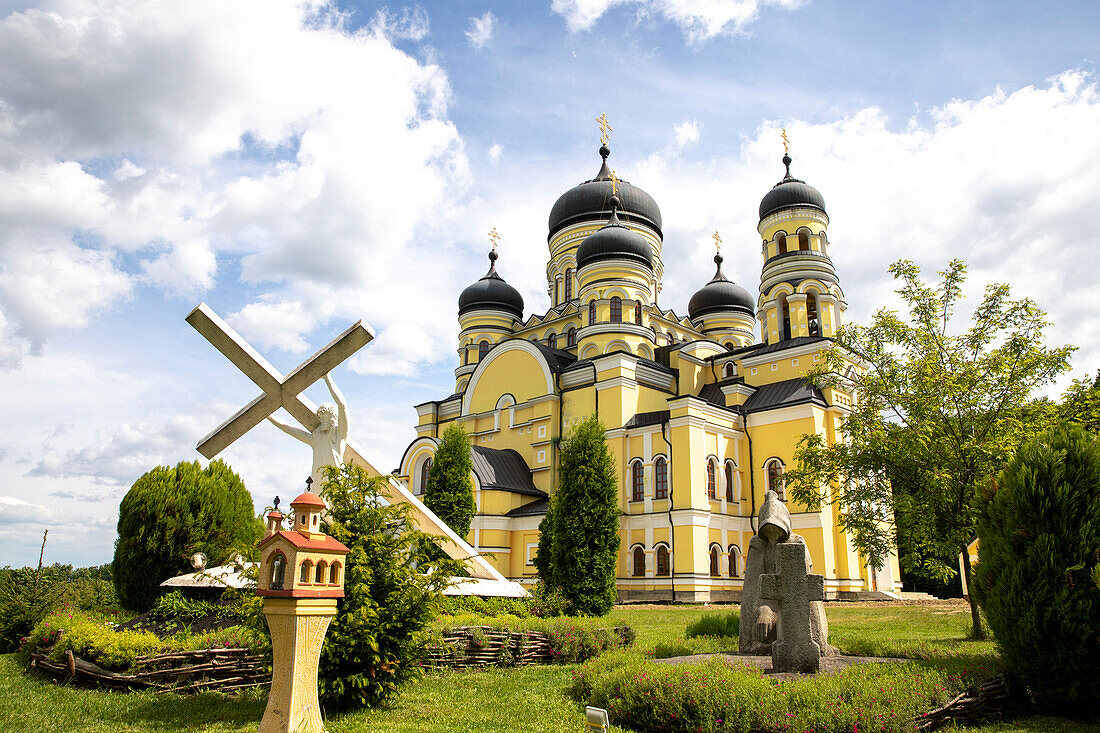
[
  {"xmin": 290, "ymin": 491, "xmax": 326, "ymax": 509},
  {"xmin": 259, "ymin": 529, "xmax": 349, "ymax": 554}
]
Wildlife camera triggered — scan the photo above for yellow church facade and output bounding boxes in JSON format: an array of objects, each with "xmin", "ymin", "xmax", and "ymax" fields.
[{"xmin": 398, "ymin": 143, "xmax": 901, "ymax": 602}]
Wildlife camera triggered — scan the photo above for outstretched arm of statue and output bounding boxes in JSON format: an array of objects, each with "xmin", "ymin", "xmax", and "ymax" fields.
[
  {"xmin": 323, "ymin": 372, "xmax": 349, "ymax": 440},
  {"xmin": 266, "ymin": 414, "xmax": 312, "ymax": 443}
]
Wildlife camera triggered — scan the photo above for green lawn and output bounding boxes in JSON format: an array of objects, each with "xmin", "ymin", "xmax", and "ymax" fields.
[{"xmin": 3, "ymin": 604, "xmax": 1096, "ymax": 733}]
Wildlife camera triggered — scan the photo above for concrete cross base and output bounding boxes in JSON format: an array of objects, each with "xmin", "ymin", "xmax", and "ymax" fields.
[{"xmin": 258, "ymin": 598, "xmax": 337, "ymax": 733}]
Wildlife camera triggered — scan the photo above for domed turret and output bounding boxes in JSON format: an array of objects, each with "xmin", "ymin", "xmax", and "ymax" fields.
[
  {"xmin": 688, "ymin": 253, "xmax": 755, "ymax": 319},
  {"xmin": 758, "ymin": 154, "xmax": 826, "ymax": 221},
  {"xmin": 548, "ymin": 145, "xmax": 662, "ymax": 238},
  {"xmin": 576, "ymin": 197, "xmax": 653, "ymax": 269},
  {"xmin": 458, "ymin": 250, "xmax": 524, "ymax": 319}
]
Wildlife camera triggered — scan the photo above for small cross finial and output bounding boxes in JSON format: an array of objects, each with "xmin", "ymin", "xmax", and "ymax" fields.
[
  {"xmin": 488, "ymin": 226, "xmax": 500, "ymax": 254},
  {"xmin": 608, "ymin": 169, "xmax": 620, "ymax": 197},
  {"xmin": 305, "ymin": 475, "xmax": 313, "ymax": 492},
  {"xmin": 781, "ymin": 128, "xmax": 790, "ymax": 155},
  {"xmin": 712, "ymin": 230, "xmax": 722, "ymax": 254},
  {"xmin": 273, "ymin": 495, "xmax": 281, "ymax": 510},
  {"xmin": 596, "ymin": 113, "xmax": 614, "ymax": 147}
]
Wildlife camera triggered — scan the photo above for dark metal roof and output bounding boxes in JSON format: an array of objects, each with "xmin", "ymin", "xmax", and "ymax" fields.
[
  {"xmin": 527, "ymin": 340, "xmax": 577, "ymax": 373},
  {"xmin": 759, "ymin": 155, "xmax": 826, "ymax": 221},
  {"xmin": 697, "ymin": 383, "xmax": 726, "ymax": 407},
  {"xmin": 471, "ymin": 446, "xmax": 546, "ymax": 497},
  {"xmin": 506, "ymin": 497, "xmax": 548, "ymax": 517},
  {"xmin": 741, "ymin": 335, "xmax": 830, "ymax": 359},
  {"xmin": 688, "ymin": 254, "xmax": 755, "ymax": 319},
  {"xmin": 576, "ymin": 205, "xmax": 653, "ymax": 269},
  {"xmin": 742, "ymin": 377, "xmax": 827, "ymax": 414},
  {"xmin": 624, "ymin": 410, "xmax": 670, "ymax": 429},
  {"xmin": 458, "ymin": 252, "xmax": 524, "ymax": 319},
  {"xmin": 548, "ymin": 146, "xmax": 662, "ymax": 239}
]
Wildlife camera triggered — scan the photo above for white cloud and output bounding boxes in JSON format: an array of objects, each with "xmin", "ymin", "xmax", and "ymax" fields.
[
  {"xmin": 228, "ymin": 298, "xmax": 325, "ymax": 354},
  {"xmin": 0, "ymin": 496, "xmax": 55, "ymax": 525},
  {"xmin": 551, "ymin": 0, "xmax": 804, "ymax": 40},
  {"xmin": 370, "ymin": 6, "xmax": 430, "ymax": 42},
  {"xmin": 673, "ymin": 119, "xmax": 700, "ymax": 150},
  {"xmin": 488, "ymin": 143, "xmax": 504, "ymax": 163},
  {"xmin": 465, "ymin": 11, "xmax": 495, "ymax": 49}
]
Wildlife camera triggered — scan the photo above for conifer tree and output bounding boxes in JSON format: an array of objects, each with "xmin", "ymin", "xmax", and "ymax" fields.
[
  {"xmin": 424, "ymin": 423, "xmax": 476, "ymax": 537},
  {"xmin": 543, "ymin": 415, "xmax": 620, "ymax": 616}
]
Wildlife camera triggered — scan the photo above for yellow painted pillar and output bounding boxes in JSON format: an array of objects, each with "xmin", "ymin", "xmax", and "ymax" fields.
[{"xmin": 258, "ymin": 598, "xmax": 338, "ymax": 733}]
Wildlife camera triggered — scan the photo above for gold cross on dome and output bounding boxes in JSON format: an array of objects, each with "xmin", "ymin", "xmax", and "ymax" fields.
[
  {"xmin": 781, "ymin": 128, "xmax": 790, "ymax": 155},
  {"xmin": 713, "ymin": 230, "xmax": 722, "ymax": 253},
  {"xmin": 609, "ymin": 169, "xmax": 620, "ymax": 197},
  {"xmin": 488, "ymin": 226, "xmax": 500, "ymax": 253},
  {"xmin": 596, "ymin": 113, "xmax": 614, "ymax": 146}
]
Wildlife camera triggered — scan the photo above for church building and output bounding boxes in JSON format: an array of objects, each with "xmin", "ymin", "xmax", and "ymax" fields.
[{"xmin": 398, "ymin": 137, "xmax": 901, "ymax": 602}]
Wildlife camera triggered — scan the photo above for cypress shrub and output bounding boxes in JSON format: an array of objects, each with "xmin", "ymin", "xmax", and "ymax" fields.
[
  {"xmin": 973, "ymin": 424, "xmax": 1100, "ymax": 714},
  {"xmin": 543, "ymin": 416, "xmax": 620, "ymax": 616},
  {"xmin": 113, "ymin": 460, "xmax": 262, "ymax": 612},
  {"xmin": 424, "ymin": 423, "xmax": 476, "ymax": 538}
]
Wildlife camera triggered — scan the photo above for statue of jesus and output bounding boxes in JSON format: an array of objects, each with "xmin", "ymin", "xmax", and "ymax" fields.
[{"xmin": 267, "ymin": 372, "xmax": 349, "ymax": 488}]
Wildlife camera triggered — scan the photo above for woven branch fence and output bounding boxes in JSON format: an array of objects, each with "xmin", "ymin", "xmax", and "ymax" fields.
[
  {"xmin": 424, "ymin": 625, "xmax": 632, "ymax": 670},
  {"xmin": 28, "ymin": 647, "xmax": 267, "ymax": 694}
]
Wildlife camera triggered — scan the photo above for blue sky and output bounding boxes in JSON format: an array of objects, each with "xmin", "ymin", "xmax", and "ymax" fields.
[{"xmin": 1, "ymin": 0, "xmax": 1098, "ymax": 567}]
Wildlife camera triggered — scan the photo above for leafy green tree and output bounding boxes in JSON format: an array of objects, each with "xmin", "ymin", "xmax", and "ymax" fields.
[
  {"xmin": 113, "ymin": 460, "xmax": 262, "ymax": 612},
  {"xmin": 318, "ymin": 463, "xmax": 457, "ymax": 709},
  {"xmin": 1059, "ymin": 368, "xmax": 1100, "ymax": 433},
  {"xmin": 785, "ymin": 260, "xmax": 1073, "ymax": 638},
  {"xmin": 539, "ymin": 416, "xmax": 620, "ymax": 616},
  {"xmin": 972, "ymin": 424, "xmax": 1100, "ymax": 714},
  {"xmin": 0, "ymin": 531, "xmax": 58, "ymax": 652},
  {"xmin": 423, "ymin": 423, "xmax": 476, "ymax": 537}
]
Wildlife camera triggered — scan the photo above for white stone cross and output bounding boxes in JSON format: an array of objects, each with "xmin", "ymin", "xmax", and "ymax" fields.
[
  {"xmin": 186, "ymin": 302, "xmax": 374, "ymax": 459},
  {"xmin": 760, "ymin": 542, "xmax": 825, "ymax": 673}
]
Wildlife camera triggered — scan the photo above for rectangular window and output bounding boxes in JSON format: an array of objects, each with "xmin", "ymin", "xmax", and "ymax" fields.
[{"xmin": 654, "ymin": 459, "xmax": 668, "ymax": 499}]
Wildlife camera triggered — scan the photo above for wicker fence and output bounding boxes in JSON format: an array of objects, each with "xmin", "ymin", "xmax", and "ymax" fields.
[
  {"xmin": 425, "ymin": 625, "xmax": 632, "ymax": 670},
  {"xmin": 28, "ymin": 647, "xmax": 267, "ymax": 694}
]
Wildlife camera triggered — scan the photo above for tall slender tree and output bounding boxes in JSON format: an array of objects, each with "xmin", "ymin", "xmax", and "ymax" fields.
[
  {"xmin": 423, "ymin": 423, "xmax": 476, "ymax": 538},
  {"xmin": 540, "ymin": 415, "xmax": 620, "ymax": 616},
  {"xmin": 785, "ymin": 259, "xmax": 1073, "ymax": 638}
]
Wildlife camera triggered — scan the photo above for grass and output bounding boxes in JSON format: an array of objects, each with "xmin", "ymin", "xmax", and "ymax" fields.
[{"xmin": 2, "ymin": 603, "xmax": 1096, "ymax": 733}]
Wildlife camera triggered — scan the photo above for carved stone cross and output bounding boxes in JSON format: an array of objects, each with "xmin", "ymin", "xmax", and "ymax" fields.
[
  {"xmin": 186, "ymin": 302, "xmax": 373, "ymax": 459},
  {"xmin": 760, "ymin": 542, "xmax": 825, "ymax": 673}
]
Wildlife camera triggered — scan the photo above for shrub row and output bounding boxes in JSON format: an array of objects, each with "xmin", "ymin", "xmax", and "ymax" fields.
[
  {"xmin": 568, "ymin": 653, "xmax": 963, "ymax": 733},
  {"xmin": 429, "ymin": 616, "xmax": 635, "ymax": 665}
]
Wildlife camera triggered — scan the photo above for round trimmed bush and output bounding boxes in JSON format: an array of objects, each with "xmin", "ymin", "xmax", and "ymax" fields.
[
  {"xmin": 973, "ymin": 424, "xmax": 1100, "ymax": 714},
  {"xmin": 113, "ymin": 460, "xmax": 262, "ymax": 612}
]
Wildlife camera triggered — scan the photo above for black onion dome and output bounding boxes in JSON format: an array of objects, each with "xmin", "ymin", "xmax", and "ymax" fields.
[
  {"xmin": 548, "ymin": 145, "xmax": 662, "ymax": 238},
  {"xmin": 576, "ymin": 197, "xmax": 653, "ymax": 269},
  {"xmin": 458, "ymin": 251, "xmax": 524, "ymax": 319},
  {"xmin": 758, "ymin": 154, "xmax": 826, "ymax": 221},
  {"xmin": 688, "ymin": 253, "xmax": 756, "ymax": 319}
]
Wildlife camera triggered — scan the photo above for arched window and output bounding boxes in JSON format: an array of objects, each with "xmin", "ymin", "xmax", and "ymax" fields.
[
  {"xmin": 464, "ymin": 347, "xmax": 469, "ymax": 365},
  {"xmin": 564, "ymin": 268, "xmax": 573, "ymax": 301},
  {"xmin": 767, "ymin": 459, "xmax": 785, "ymax": 500},
  {"xmin": 728, "ymin": 546, "xmax": 740, "ymax": 577},
  {"xmin": 610, "ymin": 297, "xmax": 622, "ymax": 323},
  {"xmin": 706, "ymin": 459, "xmax": 717, "ymax": 500},
  {"xmin": 709, "ymin": 546, "xmax": 720, "ymax": 577},
  {"xmin": 589, "ymin": 300, "xmax": 597, "ymax": 325},
  {"xmin": 478, "ymin": 340, "xmax": 490, "ymax": 360},
  {"xmin": 634, "ymin": 302, "xmax": 642, "ymax": 325},
  {"xmin": 725, "ymin": 461, "xmax": 735, "ymax": 502},
  {"xmin": 631, "ymin": 461, "xmax": 644, "ymax": 502},
  {"xmin": 780, "ymin": 296, "xmax": 791, "ymax": 341},
  {"xmin": 300, "ymin": 560, "xmax": 312, "ymax": 584},
  {"xmin": 724, "ymin": 342, "xmax": 735, "ymax": 351},
  {"xmin": 547, "ymin": 333, "xmax": 557, "ymax": 350},
  {"xmin": 807, "ymin": 293, "xmax": 820, "ymax": 337},
  {"xmin": 776, "ymin": 233, "xmax": 787, "ymax": 254},
  {"xmin": 656, "ymin": 545, "xmax": 670, "ymax": 576},
  {"xmin": 566, "ymin": 327, "xmax": 576, "ymax": 347},
  {"xmin": 419, "ymin": 457, "xmax": 432, "ymax": 494},
  {"xmin": 666, "ymin": 333, "xmax": 674, "ymax": 346},
  {"xmin": 654, "ymin": 457, "xmax": 668, "ymax": 500},
  {"xmin": 329, "ymin": 562, "xmax": 341, "ymax": 585},
  {"xmin": 270, "ymin": 553, "xmax": 286, "ymax": 590},
  {"xmin": 798, "ymin": 230, "xmax": 810, "ymax": 250},
  {"xmin": 315, "ymin": 561, "xmax": 327, "ymax": 584},
  {"xmin": 723, "ymin": 362, "xmax": 735, "ymax": 378},
  {"xmin": 632, "ymin": 546, "xmax": 645, "ymax": 577}
]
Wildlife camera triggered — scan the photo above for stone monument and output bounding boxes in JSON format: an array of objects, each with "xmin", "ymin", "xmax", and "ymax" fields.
[
  {"xmin": 738, "ymin": 489, "xmax": 835, "ymax": 669},
  {"xmin": 256, "ymin": 489, "xmax": 349, "ymax": 733},
  {"xmin": 760, "ymin": 542, "xmax": 827, "ymax": 672}
]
